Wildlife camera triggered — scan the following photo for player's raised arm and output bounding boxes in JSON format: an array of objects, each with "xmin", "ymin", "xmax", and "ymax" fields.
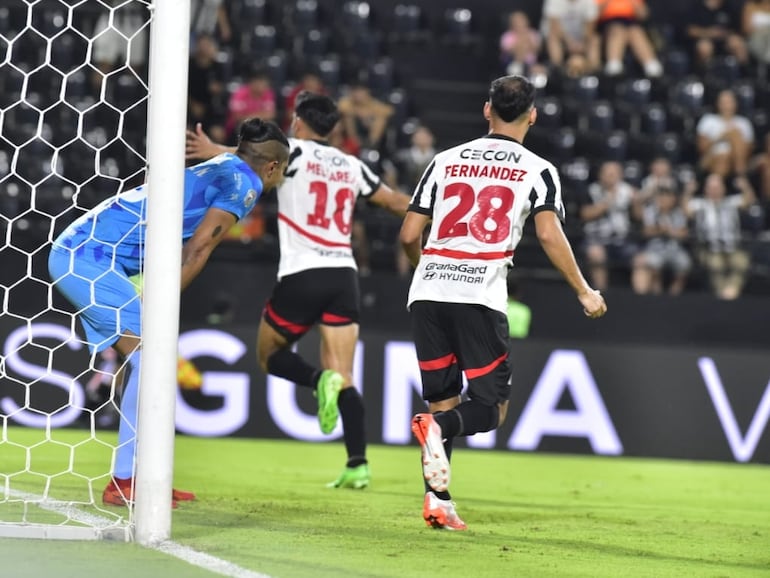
[
  {"xmin": 186, "ymin": 122, "xmax": 236, "ymax": 160},
  {"xmin": 368, "ymin": 183, "xmax": 410, "ymax": 217}
]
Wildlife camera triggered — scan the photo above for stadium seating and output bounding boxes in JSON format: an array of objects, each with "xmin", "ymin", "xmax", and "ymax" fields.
[
  {"xmin": 615, "ymin": 77, "xmax": 652, "ymax": 108},
  {"xmin": 299, "ymin": 28, "xmax": 330, "ymax": 63},
  {"xmin": 317, "ymin": 56, "xmax": 341, "ymax": 93},
  {"xmin": 733, "ymin": 80, "xmax": 756, "ymax": 115},
  {"xmin": 247, "ymin": 25, "xmax": 278, "ymax": 56},
  {"xmin": 285, "ymin": 0, "xmax": 320, "ymax": 35},
  {"xmin": 640, "ymin": 103, "xmax": 668, "ymax": 135},
  {"xmin": 389, "ymin": 4, "xmax": 430, "ymax": 44},
  {"xmin": 367, "ymin": 58, "xmax": 394, "ymax": 97},
  {"xmin": 263, "ymin": 51, "xmax": 289, "ymax": 90},
  {"xmin": 584, "ymin": 101, "xmax": 615, "ymax": 133},
  {"xmin": 535, "ymin": 97, "xmax": 563, "ymax": 129},
  {"xmin": 441, "ymin": 7, "xmax": 482, "ymax": 49},
  {"xmin": 341, "ymin": 1, "xmax": 372, "ymax": 34},
  {"xmin": 236, "ymin": 0, "xmax": 270, "ymax": 26}
]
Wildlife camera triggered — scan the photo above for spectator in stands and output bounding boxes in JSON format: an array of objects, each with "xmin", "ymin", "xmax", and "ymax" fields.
[
  {"xmin": 541, "ymin": 0, "xmax": 601, "ymax": 77},
  {"xmin": 188, "ymin": 34, "xmax": 227, "ymax": 145},
  {"xmin": 225, "ymin": 68, "xmax": 277, "ymax": 142},
  {"xmin": 632, "ymin": 186, "xmax": 692, "ymax": 295},
  {"xmin": 696, "ymin": 88, "xmax": 755, "ymax": 178},
  {"xmin": 90, "ymin": 1, "xmax": 149, "ymax": 92},
  {"xmin": 686, "ymin": 0, "xmax": 749, "ymax": 72},
  {"xmin": 596, "ymin": 0, "xmax": 663, "ymax": 77},
  {"xmin": 499, "ymin": 11, "xmax": 544, "ymax": 77},
  {"xmin": 395, "ymin": 125, "xmax": 436, "ymax": 192},
  {"xmin": 327, "ymin": 120, "xmax": 362, "ymax": 157},
  {"xmin": 580, "ymin": 160, "xmax": 642, "ymax": 291},
  {"xmin": 191, "ymin": 0, "xmax": 232, "ymax": 46},
  {"xmin": 338, "ymin": 77, "xmax": 394, "ymax": 154},
  {"xmin": 684, "ymin": 173, "xmax": 756, "ymax": 300},
  {"xmin": 749, "ymin": 132, "xmax": 770, "ymax": 228},
  {"xmin": 284, "ymin": 72, "xmax": 327, "ymax": 131},
  {"xmin": 638, "ymin": 156, "xmax": 679, "ymax": 209},
  {"xmin": 743, "ymin": 0, "xmax": 770, "ymax": 67},
  {"xmin": 641, "ymin": 157, "xmax": 677, "ymax": 195},
  {"xmin": 392, "ymin": 125, "xmax": 437, "ymax": 276}
]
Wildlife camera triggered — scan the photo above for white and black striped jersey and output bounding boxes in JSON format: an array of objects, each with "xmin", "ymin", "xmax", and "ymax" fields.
[
  {"xmin": 687, "ymin": 195, "xmax": 744, "ymax": 252},
  {"xmin": 407, "ymin": 133, "xmax": 565, "ymax": 314},
  {"xmin": 276, "ymin": 138, "xmax": 381, "ymax": 279}
]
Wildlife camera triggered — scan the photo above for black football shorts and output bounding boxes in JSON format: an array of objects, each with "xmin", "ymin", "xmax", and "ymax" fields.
[
  {"xmin": 263, "ymin": 267, "xmax": 360, "ymax": 342},
  {"xmin": 410, "ymin": 300, "xmax": 511, "ymax": 407}
]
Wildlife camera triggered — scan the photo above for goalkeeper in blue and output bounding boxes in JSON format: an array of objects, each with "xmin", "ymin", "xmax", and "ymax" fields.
[{"xmin": 48, "ymin": 118, "xmax": 289, "ymax": 507}]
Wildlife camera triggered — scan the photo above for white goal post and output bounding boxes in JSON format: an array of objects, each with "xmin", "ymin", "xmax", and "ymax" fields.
[
  {"xmin": 135, "ymin": 0, "xmax": 190, "ymax": 545},
  {"xmin": 0, "ymin": 0, "xmax": 189, "ymax": 544}
]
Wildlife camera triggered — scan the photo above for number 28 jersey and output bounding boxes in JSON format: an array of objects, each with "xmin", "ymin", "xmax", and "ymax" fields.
[
  {"xmin": 276, "ymin": 138, "xmax": 381, "ymax": 279},
  {"xmin": 407, "ymin": 134, "xmax": 565, "ymax": 314}
]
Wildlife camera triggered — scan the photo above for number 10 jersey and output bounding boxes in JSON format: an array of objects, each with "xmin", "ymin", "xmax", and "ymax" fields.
[
  {"xmin": 407, "ymin": 133, "xmax": 565, "ymax": 314},
  {"xmin": 276, "ymin": 138, "xmax": 381, "ymax": 279}
]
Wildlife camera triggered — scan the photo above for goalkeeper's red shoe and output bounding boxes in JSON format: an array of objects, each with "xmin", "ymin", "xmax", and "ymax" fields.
[
  {"xmin": 172, "ymin": 487, "xmax": 196, "ymax": 502},
  {"xmin": 102, "ymin": 477, "xmax": 195, "ymax": 508}
]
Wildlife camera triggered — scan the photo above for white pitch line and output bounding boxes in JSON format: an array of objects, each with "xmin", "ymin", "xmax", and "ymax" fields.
[
  {"xmin": 5, "ymin": 490, "xmax": 272, "ymax": 578},
  {"xmin": 155, "ymin": 541, "xmax": 273, "ymax": 578},
  {"xmin": 8, "ymin": 489, "xmax": 125, "ymax": 529}
]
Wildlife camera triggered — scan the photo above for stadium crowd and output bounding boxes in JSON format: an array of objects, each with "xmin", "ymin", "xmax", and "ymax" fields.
[{"xmin": 2, "ymin": 0, "xmax": 770, "ymax": 298}]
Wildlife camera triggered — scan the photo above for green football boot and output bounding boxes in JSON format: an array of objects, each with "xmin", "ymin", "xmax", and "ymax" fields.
[
  {"xmin": 327, "ymin": 463, "xmax": 371, "ymax": 489},
  {"xmin": 316, "ymin": 369, "xmax": 344, "ymax": 434}
]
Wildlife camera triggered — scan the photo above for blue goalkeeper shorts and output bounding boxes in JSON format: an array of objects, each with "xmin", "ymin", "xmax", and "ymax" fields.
[{"xmin": 48, "ymin": 247, "xmax": 141, "ymax": 353}]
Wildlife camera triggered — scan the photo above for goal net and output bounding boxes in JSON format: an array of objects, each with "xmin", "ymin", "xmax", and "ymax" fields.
[{"xmin": 0, "ymin": 0, "xmax": 167, "ymax": 540}]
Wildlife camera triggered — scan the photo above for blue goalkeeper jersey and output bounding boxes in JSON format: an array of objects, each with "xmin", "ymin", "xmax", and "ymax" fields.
[{"xmin": 52, "ymin": 152, "xmax": 262, "ymax": 275}]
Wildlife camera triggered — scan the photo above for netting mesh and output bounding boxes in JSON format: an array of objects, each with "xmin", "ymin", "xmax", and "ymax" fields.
[{"xmin": 1, "ymin": 0, "xmax": 152, "ymax": 538}]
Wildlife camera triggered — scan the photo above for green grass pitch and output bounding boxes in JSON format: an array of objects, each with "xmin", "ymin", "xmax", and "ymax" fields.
[{"xmin": 1, "ymin": 427, "xmax": 769, "ymax": 578}]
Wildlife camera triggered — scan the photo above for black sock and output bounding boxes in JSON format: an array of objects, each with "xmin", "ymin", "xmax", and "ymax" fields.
[
  {"xmin": 453, "ymin": 400, "xmax": 499, "ymax": 435},
  {"xmin": 338, "ymin": 387, "xmax": 367, "ymax": 467},
  {"xmin": 266, "ymin": 348, "xmax": 317, "ymax": 388},
  {"xmin": 423, "ymin": 420, "xmax": 453, "ymax": 501},
  {"xmin": 434, "ymin": 410, "xmax": 462, "ymax": 439}
]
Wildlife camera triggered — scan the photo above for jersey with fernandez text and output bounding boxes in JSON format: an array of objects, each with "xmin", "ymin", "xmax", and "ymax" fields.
[
  {"xmin": 275, "ymin": 138, "xmax": 381, "ymax": 279},
  {"xmin": 51, "ymin": 153, "xmax": 262, "ymax": 275},
  {"xmin": 407, "ymin": 134, "xmax": 564, "ymax": 314}
]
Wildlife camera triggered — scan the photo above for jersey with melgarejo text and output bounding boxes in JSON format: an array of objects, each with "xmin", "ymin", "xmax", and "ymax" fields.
[
  {"xmin": 407, "ymin": 133, "xmax": 565, "ymax": 314},
  {"xmin": 51, "ymin": 152, "xmax": 262, "ymax": 276},
  {"xmin": 275, "ymin": 138, "xmax": 381, "ymax": 279}
]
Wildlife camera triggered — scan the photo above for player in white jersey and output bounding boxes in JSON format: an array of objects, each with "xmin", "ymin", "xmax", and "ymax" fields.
[
  {"xmin": 400, "ymin": 75, "xmax": 607, "ymax": 530},
  {"xmin": 186, "ymin": 92, "xmax": 409, "ymax": 489}
]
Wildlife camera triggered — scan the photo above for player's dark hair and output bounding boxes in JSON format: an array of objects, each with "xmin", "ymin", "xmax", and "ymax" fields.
[
  {"xmin": 238, "ymin": 117, "xmax": 289, "ymax": 148},
  {"xmin": 237, "ymin": 117, "xmax": 290, "ymax": 164},
  {"xmin": 488, "ymin": 75, "xmax": 535, "ymax": 123},
  {"xmin": 294, "ymin": 91, "xmax": 341, "ymax": 137}
]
